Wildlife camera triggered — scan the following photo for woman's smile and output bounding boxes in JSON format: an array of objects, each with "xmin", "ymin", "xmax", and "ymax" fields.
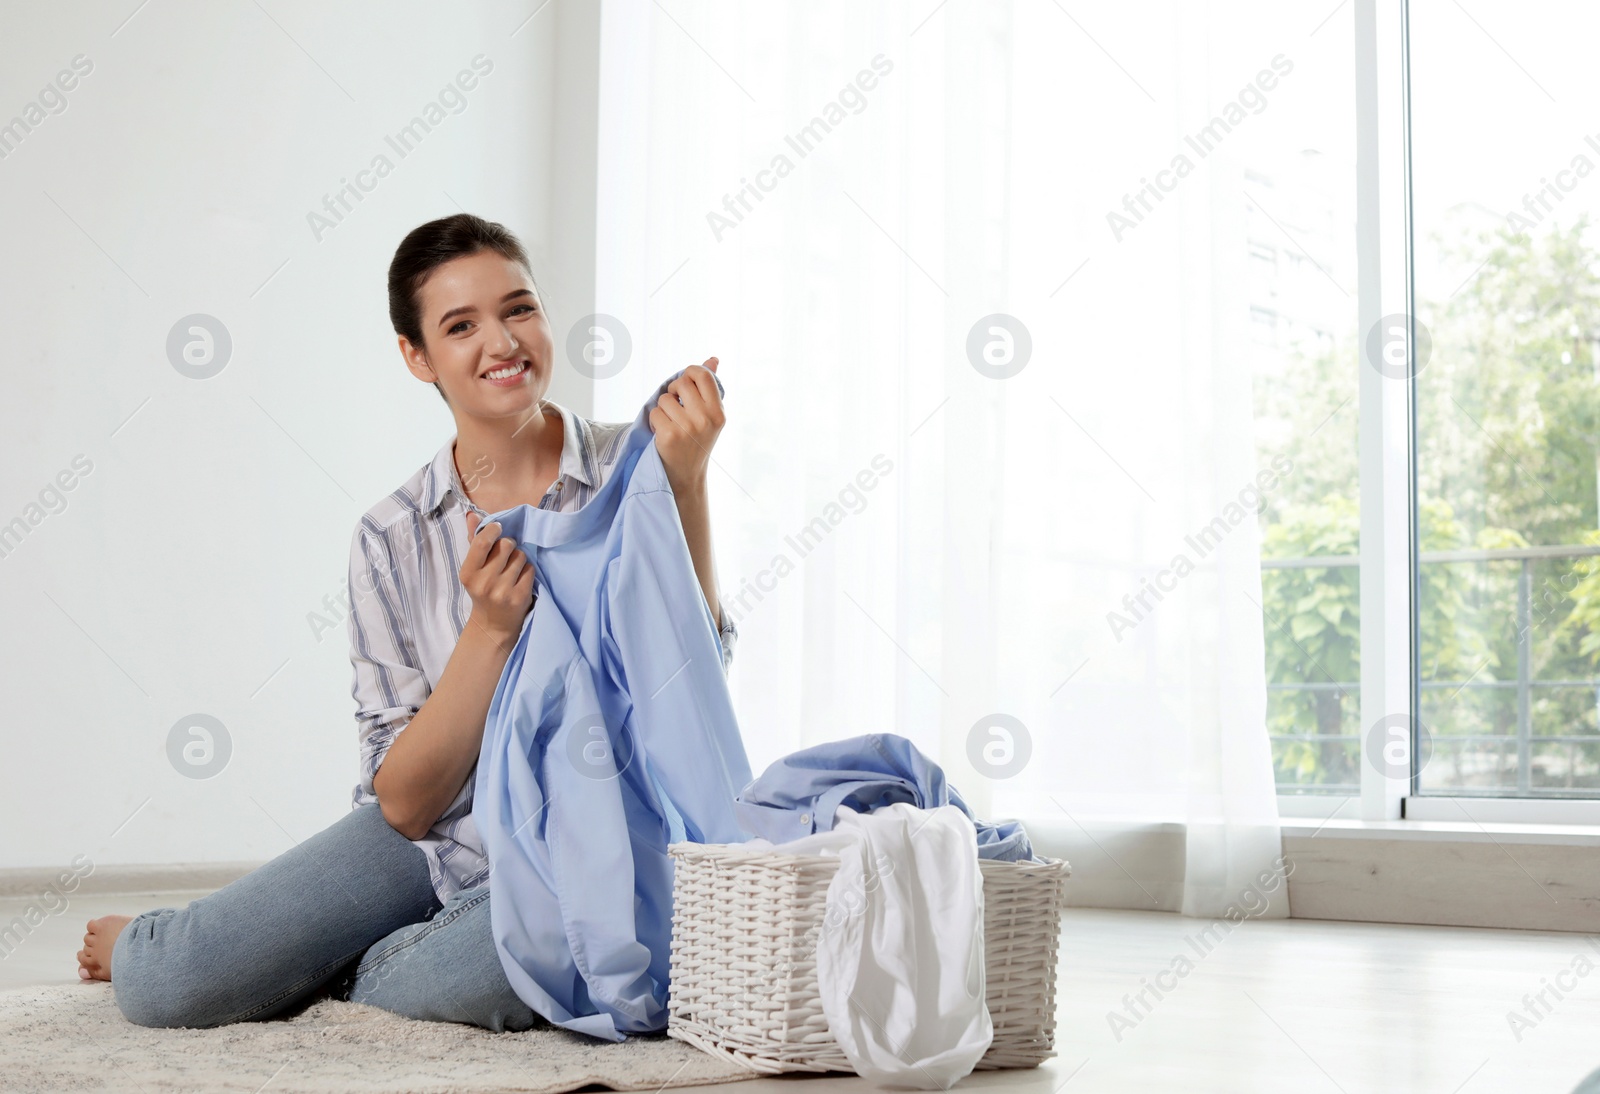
[{"xmin": 481, "ymin": 359, "xmax": 531, "ymax": 386}]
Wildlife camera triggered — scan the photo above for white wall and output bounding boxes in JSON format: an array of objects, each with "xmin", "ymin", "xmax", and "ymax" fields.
[{"xmin": 0, "ymin": 0, "xmax": 603, "ymax": 869}]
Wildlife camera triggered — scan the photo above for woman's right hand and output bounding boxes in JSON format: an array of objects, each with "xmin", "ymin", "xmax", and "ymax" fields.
[{"xmin": 462, "ymin": 510, "xmax": 536, "ymax": 642}]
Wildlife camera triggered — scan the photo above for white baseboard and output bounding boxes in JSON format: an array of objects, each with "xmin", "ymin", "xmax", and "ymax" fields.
[{"xmin": 0, "ymin": 862, "xmax": 264, "ymax": 901}]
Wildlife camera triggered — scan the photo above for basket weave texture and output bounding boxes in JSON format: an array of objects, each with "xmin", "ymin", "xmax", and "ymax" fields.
[{"xmin": 665, "ymin": 841, "xmax": 1070, "ymax": 1074}]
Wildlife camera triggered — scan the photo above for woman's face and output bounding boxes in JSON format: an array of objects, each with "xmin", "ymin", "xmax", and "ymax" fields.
[{"xmin": 400, "ymin": 249, "xmax": 553, "ymax": 419}]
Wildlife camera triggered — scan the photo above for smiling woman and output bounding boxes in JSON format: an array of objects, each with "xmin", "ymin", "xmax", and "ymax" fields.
[
  {"xmin": 87, "ymin": 211, "xmax": 739, "ymax": 1035},
  {"xmin": 386, "ymin": 215, "xmax": 549, "ymax": 408}
]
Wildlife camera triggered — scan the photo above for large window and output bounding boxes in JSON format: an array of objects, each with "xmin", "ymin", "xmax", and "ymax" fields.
[
  {"xmin": 1411, "ymin": 0, "xmax": 1600, "ymax": 798},
  {"xmin": 1262, "ymin": 1, "xmax": 1600, "ymax": 806},
  {"xmin": 1260, "ymin": 0, "xmax": 1600, "ymax": 802}
]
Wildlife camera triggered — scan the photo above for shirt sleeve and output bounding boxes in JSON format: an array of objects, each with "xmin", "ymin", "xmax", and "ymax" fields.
[
  {"xmin": 717, "ymin": 603, "xmax": 738, "ymax": 673},
  {"xmin": 347, "ymin": 522, "xmax": 430, "ymax": 800}
]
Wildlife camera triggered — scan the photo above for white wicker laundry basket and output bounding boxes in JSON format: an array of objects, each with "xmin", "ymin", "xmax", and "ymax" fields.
[{"xmin": 665, "ymin": 841, "xmax": 1070, "ymax": 1074}]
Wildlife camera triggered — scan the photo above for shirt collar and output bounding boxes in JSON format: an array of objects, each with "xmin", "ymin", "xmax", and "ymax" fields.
[{"xmin": 420, "ymin": 402, "xmax": 597, "ymax": 516}]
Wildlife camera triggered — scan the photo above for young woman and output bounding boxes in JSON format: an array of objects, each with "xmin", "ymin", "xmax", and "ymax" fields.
[{"xmin": 73, "ymin": 213, "xmax": 736, "ymax": 1031}]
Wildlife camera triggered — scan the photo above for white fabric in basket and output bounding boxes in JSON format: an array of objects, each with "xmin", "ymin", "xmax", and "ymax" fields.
[{"xmin": 740, "ymin": 802, "xmax": 991, "ymax": 1088}]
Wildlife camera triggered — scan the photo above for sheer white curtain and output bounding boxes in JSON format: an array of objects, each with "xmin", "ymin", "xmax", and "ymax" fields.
[{"xmin": 589, "ymin": 0, "xmax": 1290, "ymax": 916}]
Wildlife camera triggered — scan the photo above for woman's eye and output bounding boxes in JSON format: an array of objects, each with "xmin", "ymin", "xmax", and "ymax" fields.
[
  {"xmin": 448, "ymin": 321, "xmax": 470, "ymax": 335},
  {"xmin": 510, "ymin": 304, "xmax": 537, "ymax": 317}
]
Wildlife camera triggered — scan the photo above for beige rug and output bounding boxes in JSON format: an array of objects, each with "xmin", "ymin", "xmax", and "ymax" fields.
[{"xmin": 0, "ymin": 983, "xmax": 758, "ymax": 1094}]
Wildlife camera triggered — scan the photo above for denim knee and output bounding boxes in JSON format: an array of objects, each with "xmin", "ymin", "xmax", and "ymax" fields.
[
  {"xmin": 110, "ymin": 907, "xmax": 219, "ymax": 1029},
  {"xmin": 348, "ymin": 886, "xmax": 537, "ymax": 1032}
]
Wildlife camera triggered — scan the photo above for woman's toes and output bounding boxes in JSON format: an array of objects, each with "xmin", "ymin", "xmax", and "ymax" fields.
[{"xmin": 77, "ymin": 914, "xmax": 134, "ymax": 983}]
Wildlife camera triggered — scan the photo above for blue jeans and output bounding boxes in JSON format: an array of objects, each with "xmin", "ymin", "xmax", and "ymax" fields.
[{"xmin": 110, "ymin": 801, "xmax": 537, "ymax": 1032}]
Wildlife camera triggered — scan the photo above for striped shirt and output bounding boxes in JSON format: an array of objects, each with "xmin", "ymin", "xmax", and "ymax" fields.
[{"xmin": 345, "ymin": 400, "xmax": 738, "ymax": 904}]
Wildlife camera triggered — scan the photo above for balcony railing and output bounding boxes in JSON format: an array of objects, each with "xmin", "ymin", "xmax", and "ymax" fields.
[{"xmin": 1262, "ymin": 543, "xmax": 1600, "ymax": 798}]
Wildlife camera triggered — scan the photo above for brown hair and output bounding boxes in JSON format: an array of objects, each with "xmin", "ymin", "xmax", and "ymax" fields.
[{"xmin": 387, "ymin": 213, "xmax": 537, "ymax": 404}]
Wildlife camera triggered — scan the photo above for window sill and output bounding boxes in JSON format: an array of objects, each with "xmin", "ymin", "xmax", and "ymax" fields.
[
  {"xmin": 1279, "ymin": 792, "xmax": 1600, "ymax": 829},
  {"xmin": 1280, "ymin": 816, "xmax": 1600, "ymax": 846}
]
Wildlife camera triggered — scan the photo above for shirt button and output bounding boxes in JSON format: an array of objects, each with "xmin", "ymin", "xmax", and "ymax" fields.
[{"xmin": 799, "ymin": 812, "xmax": 811, "ymax": 826}]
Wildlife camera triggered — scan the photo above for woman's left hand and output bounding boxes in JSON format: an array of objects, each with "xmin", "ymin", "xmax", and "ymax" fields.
[{"xmin": 650, "ymin": 357, "xmax": 724, "ymax": 496}]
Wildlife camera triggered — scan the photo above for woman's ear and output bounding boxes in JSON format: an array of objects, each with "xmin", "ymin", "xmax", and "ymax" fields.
[{"xmin": 399, "ymin": 335, "xmax": 438, "ymax": 384}]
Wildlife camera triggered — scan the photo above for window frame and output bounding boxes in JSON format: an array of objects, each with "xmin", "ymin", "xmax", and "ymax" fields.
[
  {"xmin": 1280, "ymin": 0, "xmax": 1600, "ymax": 826},
  {"xmin": 1354, "ymin": 0, "xmax": 1415, "ymax": 821}
]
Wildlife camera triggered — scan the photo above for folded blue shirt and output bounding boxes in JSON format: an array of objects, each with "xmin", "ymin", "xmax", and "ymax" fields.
[
  {"xmin": 734, "ymin": 733, "xmax": 1035, "ymax": 862},
  {"xmin": 472, "ymin": 369, "xmax": 753, "ymax": 1041}
]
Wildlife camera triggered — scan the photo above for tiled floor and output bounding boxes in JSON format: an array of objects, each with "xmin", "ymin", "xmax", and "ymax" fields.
[{"xmin": 3, "ymin": 890, "xmax": 1596, "ymax": 1093}]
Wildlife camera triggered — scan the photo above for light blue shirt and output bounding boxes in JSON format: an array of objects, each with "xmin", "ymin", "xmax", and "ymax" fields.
[
  {"xmin": 472, "ymin": 369, "xmax": 753, "ymax": 1041},
  {"xmin": 734, "ymin": 733, "xmax": 1037, "ymax": 863},
  {"xmin": 345, "ymin": 400, "xmax": 738, "ymax": 907}
]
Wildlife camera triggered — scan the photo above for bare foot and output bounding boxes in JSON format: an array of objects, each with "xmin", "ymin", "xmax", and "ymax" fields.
[{"xmin": 76, "ymin": 915, "xmax": 133, "ymax": 982}]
